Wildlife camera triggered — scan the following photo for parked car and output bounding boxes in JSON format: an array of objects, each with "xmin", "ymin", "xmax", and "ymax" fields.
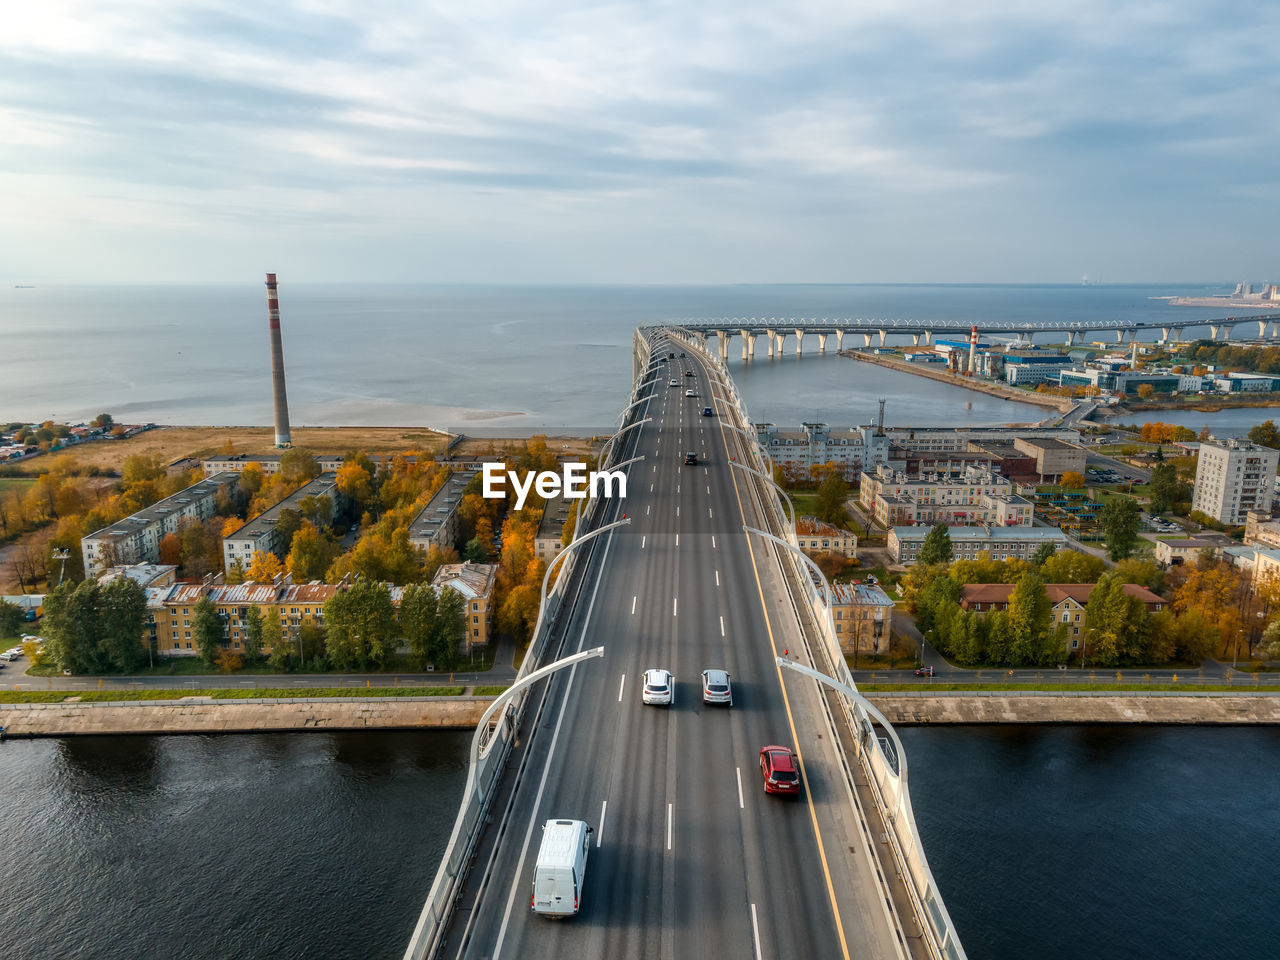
[
  {"xmin": 760, "ymin": 745, "xmax": 800, "ymax": 797},
  {"xmin": 701, "ymin": 669, "xmax": 733, "ymax": 706},
  {"xmin": 641, "ymin": 668, "xmax": 674, "ymax": 706}
]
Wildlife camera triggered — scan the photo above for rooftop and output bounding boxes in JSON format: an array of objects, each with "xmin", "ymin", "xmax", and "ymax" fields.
[
  {"xmin": 408, "ymin": 469, "xmax": 477, "ymax": 542},
  {"xmin": 227, "ymin": 473, "xmax": 341, "ymax": 543},
  {"xmin": 432, "ymin": 561, "xmax": 498, "ymax": 600},
  {"xmin": 960, "ymin": 582, "xmax": 1165, "ymax": 606},
  {"xmin": 536, "ymin": 491, "xmax": 576, "ymax": 541},
  {"xmin": 892, "ymin": 525, "xmax": 1066, "ymax": 541},
  {"xmin": 84, "ymin": 472, "xmax": 238, "ymax": 543},
  {"xmin": 830, "ymin": 582, "xmax": 894, "ymax": 606},
  {"xmin": 795, "ymin": 516, "xmax": 856, "ymax": 537}
]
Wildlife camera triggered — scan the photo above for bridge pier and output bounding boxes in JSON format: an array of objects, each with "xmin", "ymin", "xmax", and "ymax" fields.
[
  {"xmin": 910, "ymin": 333, "xmax": 921, "ymax": 346},
  {"xmin": 878, "ymin": 329, "xmax": 887, "ymax": 347},
  {"xmin": 1115, "ymin": 329, "xmax": 1125, "ymax": 342},
  {"xmin": 1064, "ymin": 330, "xmax": 1077, "ymax": 346},
  {"xmin": 1209, "ymin": 324, "xmax": 1225, "ymax": 341},
  {"xmin": 862, "ymin": 333, "xmax": 873, "ymax": 348},
  {"xmin": 741, "ymin": 331, "xmax": 757, "ymax": 360},
  {"xmin": 794, "ymin": 328, "xmax": 804, "ymax": 355},
  {"xmin": 1261, "ymin": 320, "xmax": 1272, "ymax": 338},
  {"xmin": 717, "ymin": 329, "xmax": 731, "ymax": 360},
  {"xmin": 817, "ymin": 332, "xmax": 828, "ymax": 353},
  {"xmin": 923, "ymin": 330, "xmax": 932, "ymax": 345},
  {"xmin": 836, "ymin": 330, "xmax": 845, "ymax": 351},
  {"xmin": 776, "ymin": 331, "xmax": 787, "ymax": 356}
]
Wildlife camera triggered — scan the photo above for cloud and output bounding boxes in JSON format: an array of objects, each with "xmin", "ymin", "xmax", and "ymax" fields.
[{"xmin": 1, "ymin": 0, "xmax": 1278, "ymax": 281}]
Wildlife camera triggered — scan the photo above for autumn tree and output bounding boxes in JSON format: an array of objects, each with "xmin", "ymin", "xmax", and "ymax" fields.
[
  {"xmin": 247, "ymin": 550, "xmax": 284, "ymax": 583},
  {"xmin": 180, "ymin": 521, "xmax": 214, "ymax": 578},
  {"xmin": 1247, "ymin": 420, "xmax": 1280, "ymax": 450},
  {"xmin": 159, "ymin": 532, "xmax": 182, "ymax": 567},
  {"xmin": 949, "ymin": 552, "xmax": 1029, "ymax": 585},
  {"xmin": 263, "ymin": 607, "xmax": 288, "ymax": 671},
  {"xmin": 1002, "ymin": 568, "xmax": 1058, "ymax": 665},
  {"xmin": 238, "ymin": 462, "xmax": 266, "ymax": 496},
  {"xmin": 1041, "ymin": 550, "xmax": 1106, "ymax": 584},
  {"xmin": 498, "ymin": 583, "xmax": 540, "ymax": 642},
  {"xmin": 243, "ymin": 606, "xmax": 264, "ymax": 665},
  {"xmin": 1060, "ymin": 471, "xmax": 1085, "ymax": 490},
  {"xmin": 336, "ymin": 458, "xmax": 375, "ymax": 514},
  {"xmin": 192, "ymin": 595, "xmax": 224, "ymax": 666},
  {"xmin": 287, "ymin": 520, "xmax": 338, "ymax": 582},
  {"xmin": 1084, "ymin": 573, "xmax": 1150, "ymax": 666},
  {"xmin": 280, "ymin": 448, "xmax": 321, "ymax": 484},
  {"xmin": 1136, "ymin": 383, "xmax": 1155, "ymax": 400},
  {"xmin": 1031, "ymin": 542, "xmax": 1057, "ymax": 567},
  {"xmin": 814, "ymin": 471, "xmax": 850, "ymax": 525}
]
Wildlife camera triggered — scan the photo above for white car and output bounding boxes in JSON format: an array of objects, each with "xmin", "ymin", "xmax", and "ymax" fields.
[
  {"xmin": 669, "ymin": 379, "xmax": 678, "ymax": 387},
  {"xmin": 684, "ymin": 388, "xmax": 696, "ymax": 398},
  {"xmin": 641, "ymin": 668, "xmax": 674, "ymax": 706},
  {"xmin": 701, "ymin": 669, "xmax": 733, "ymax": 706}
]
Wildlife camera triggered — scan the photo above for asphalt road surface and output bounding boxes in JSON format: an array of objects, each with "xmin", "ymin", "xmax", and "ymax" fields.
[{"xmin": 445, "ymin": 341, "xmax": 904, "ymax": 960}]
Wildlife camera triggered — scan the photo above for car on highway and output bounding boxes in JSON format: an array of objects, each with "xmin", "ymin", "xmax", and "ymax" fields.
[
  {"xmin": 702, "ymin": 406, "xmax": 713, "ymax": 416},
  {"xmin": 684, "ymin": 388, "xmax": 696, "ymax": 397},
  {"xmin": 701, "ymin": 669, "xmax": 733, "ymax": 706},
  {"xmin": 915, "ymin": 665, "xmax": 935, "ymax": 677},
  {"xmin": 669, "ymin": 378, "xmax": 678, "ymax": 387},
  {"xmin": 684, "ymin": 369, "xmax": 694, "ymax": 377},
  {"xmin": 760, "ymin": 745, "xmax": 800, "ymax": 797},
  {"xmin": 683, "ymin": 452, "xmax": 698, "ymax": 465},
  {"xmin": 532, "ymin": 818, "xmax": 594, "ymax": 917},
  {"xmin": 641, "ymin": 668, "xmax": 674, "ymax": 706}
]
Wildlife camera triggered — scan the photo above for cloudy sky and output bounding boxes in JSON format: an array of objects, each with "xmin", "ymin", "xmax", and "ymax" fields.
[{"xmin": 3, "ymin": 1, "xmax": 1277, "ymax": 283}]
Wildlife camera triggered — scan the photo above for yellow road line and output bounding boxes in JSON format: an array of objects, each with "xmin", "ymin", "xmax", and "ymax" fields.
[{"xmin": 717, "ymin": 411, "xmax": 853, "ymax": 960}]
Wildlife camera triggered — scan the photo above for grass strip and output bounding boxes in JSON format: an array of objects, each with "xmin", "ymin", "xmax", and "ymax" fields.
[{"xmin": 0, "ymin": 687, "xmax": 467, "ymax": 704}]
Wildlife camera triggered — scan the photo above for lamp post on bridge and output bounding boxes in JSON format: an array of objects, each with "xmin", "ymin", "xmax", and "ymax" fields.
[
  {"xmin": 599, "ymin": 417, "xmax": 652, "ymax": 467},
  {"xmin": 743, "ymin": 523, "xmax": 839, "ymax": 662},
  {"xmin": 729, "ymin": 459, "xmax": 796, "ymax": 533}
]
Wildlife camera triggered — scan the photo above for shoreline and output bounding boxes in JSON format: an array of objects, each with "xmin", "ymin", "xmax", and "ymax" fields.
[
  {"xmin": 4, "ymin": 692, "xmax": 1279, "ymax": 737},
  {"xmin": 840, "ymin": 349, "xmax": 1072, "ymax": 412}
]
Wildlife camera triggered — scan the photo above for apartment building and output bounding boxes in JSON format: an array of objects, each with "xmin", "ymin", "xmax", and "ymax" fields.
[
  {"xmin": 755, "ymin": 423, "xmax": 893, "ymax": 482},
  {"xmin": 795, "ymin": 517, "xmax": 858, "ymax": 558},
  {"xmin": 534, "ymin": 491, "xmax": 577, "ymax": 560},
  {"xmin": 1192, "ymin": 439, "xmax": 1279, "ymax": 525},
  {"xmin": 889, "ymin": 525, "xmax": 1066, "ymax": 565},
  {"xmin": 201, "ymin": 453, "xmax": 345, "ymax": 477},
  {"xmin": 221, "ymin": 473, "xmax": 345, "ymax": 572},
  {"xmin": 407, "ymin": 469, "xmax": 477, "ymax": 554},
  {"xmin": 432, "ymin": 561, "xmax": 498, "ymax": 652},
  {"xmin": 830, "ymin": 582, "xmax": 895, "ymax": 656},
  {"xmin": 82, "ymin": 472, "xmax": 239, "ymax": 576},
  {"xmin": 860, "ymin": 464, "xmax": 1033, "ymax": 529}
]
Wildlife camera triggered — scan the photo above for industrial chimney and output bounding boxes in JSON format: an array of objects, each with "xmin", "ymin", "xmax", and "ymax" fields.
[
  {"xmin": 265, "ymin": 273, "xmax": 292, "ymax": 448},
  {"xmin": 967, "ymin": 325, "xmax": 979, "ymax": 375}
]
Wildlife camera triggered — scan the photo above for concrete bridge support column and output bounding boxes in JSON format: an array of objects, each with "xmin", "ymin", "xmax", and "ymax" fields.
[
  {"xmin": 716, "ymin": 330, "xmax": 731, "ymax": 360},
  {"xmin": 1160, "ymin": 327, "xmax": 1172, "ymax": 343},
  {"xmin": 1261, "ymin": 320, "xmax": 1272, "ymax": 338},
  {"xmin": 911, "ymin": 333, "xmax": 921, "ymax": 346},
  {"xmin": 774, "ymin": 331, "xmax": 787, "ymax": 356},
  {"xmin": 923, "ymin": 330, "xmax": 932, "ymax": 345},
  {"xmin": 765, "ymin": 329, "xmax": 776, "ymax": 357},
  {"xmin": 878, "ymin": 329, "xmax": 887, "ymax": 347},
  {"xmin": 741, "ymin": 332, "xmax": 757, "ymax": 360},
  {"xmin": 1064, "ymin": 330, "xmax": 1077, "ymax": 346},
  {"xmin": 817, "ymin": 333, "xmax": 828, "ymax": 353},
  {"xmin": 836, "ymin": 330, "xmax": 845, "ymax": 351},
  {"xmin": 1115, "ymin": 330, "xmax": 1125, "ymax": 343},
  {"xmin": 1209, "ymin": 324, "xmax": 1223, "ymax": 341},
  {"xmin": 794, "ymin": 329, "xmax": 804, "ymax": 355},
  {"xmin": 862, "ymin": 333, "xmax": 873, "ymax": 348}
]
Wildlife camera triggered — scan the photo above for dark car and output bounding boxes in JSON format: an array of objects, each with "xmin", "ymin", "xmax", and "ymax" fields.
[
  {"xmin": 760, "ymin": 745, "xmax": 800, "ymax": 797},
  {"xmin": 668, "ymin": 352, "xmax": 675, "ymax": 359},
  {"xmin": 680, "ymin": 352, "xmax": 686, "ymax": 357},
  {"xmin": 915, "ymin": 665, "xmax": 935, "ymax": 677},
  {"xmin": 684, "ymin": 369, "xmax": 694, "ymax": 376},
  {"xmin": 702, "ymin": 407, "xmax": 713, "ymax": 416},
  {"xmin": 683, "ymin": 452, "xmax": 698, "ymax": 465}
]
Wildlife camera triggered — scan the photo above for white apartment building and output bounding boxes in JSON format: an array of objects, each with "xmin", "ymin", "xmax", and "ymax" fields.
[
  {"xmin": 859, "ymin": 464, "xmax": 1033, "ymax": 528},
  {"xmin": 1192, "ymin": 439, "xmax": 1279, "ymax": 525},
  {"xmin": 222, "ymin": 473, "xmax": 345, "ymax": 572},
  {"xmin": 82, "ymin": 473, "xmax": 239, "ymax": 576},
  {"xmin": 755, "ymin": 423, "xmax": 893, "ymax": 482},
  {"xmin": 407, "ymin": 469, "xmax": 478, "ymax": 554}
]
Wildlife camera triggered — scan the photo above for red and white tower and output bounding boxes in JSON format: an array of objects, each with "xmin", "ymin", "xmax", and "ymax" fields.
[{"xmin": 967, "ymin": 324, "xmax": 979, "ymax": 375}]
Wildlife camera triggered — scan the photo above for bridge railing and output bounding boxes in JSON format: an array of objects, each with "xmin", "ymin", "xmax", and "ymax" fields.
[{"xmin": 660, "ymin": 324, "xmax": 968, "ymax": 960}]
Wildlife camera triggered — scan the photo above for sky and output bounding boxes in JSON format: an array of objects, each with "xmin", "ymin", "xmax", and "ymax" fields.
[{"xmin": 2, "ymin": 0, "xmax": 1278, "ymax": 284}]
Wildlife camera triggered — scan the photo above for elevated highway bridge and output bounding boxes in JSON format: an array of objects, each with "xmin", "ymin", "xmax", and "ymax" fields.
[
  {"xmin": 666, "ymin": 314, "xmax": 1280, "ymax": 360},
  {"xmin": 403, "ymin": 327, "xmax": 966, "ymax": 960}
]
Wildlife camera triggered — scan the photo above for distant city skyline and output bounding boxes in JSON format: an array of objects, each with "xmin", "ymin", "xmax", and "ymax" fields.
[{"xmin": 3, "ymin": 1, "xmax": 1278, "ymax": 284}]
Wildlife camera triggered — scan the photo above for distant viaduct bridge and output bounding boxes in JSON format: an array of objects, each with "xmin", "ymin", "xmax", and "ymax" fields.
[{"xmin": 670, "ymin": 315, "xmax": 1280, "ymax": 361}]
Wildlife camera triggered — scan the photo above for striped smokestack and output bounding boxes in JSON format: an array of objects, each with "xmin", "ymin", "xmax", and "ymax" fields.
[{"xmin": 265, "ymin": 273, "xmax": 292, "ymax": 448}]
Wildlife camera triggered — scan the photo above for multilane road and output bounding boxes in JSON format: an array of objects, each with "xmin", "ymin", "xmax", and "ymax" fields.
[{"xmin": 446, "ymin": 347, "xmax": 906, "ymax": 960}]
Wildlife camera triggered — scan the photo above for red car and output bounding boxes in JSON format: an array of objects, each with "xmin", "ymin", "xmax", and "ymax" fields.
[{"xmin": 760, "ymin": 745, "xmax": 800, "ymax": 797}]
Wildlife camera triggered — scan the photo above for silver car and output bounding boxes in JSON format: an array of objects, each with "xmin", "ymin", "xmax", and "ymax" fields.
[
  {"xmin": 641, "ymin": 668, "xmax": 674, "ymax": 706},
  {"xmin": 701, "ymin": 669, "xmax": 733, "ymax": 706}
]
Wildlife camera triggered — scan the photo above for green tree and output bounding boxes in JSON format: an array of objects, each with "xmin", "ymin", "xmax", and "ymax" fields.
[
  {"xmin": 98, "ymin": 576, "xmax": 147, "ymax": 672},
  {"xmin": 1030, "ymin": 542, "xmax": 1057, "ymax": 568},
  {"xmin": 814, "ymin": 471, "xmax": 849, "ymax": 525},
  {"xmin": 323, "ymin": 579, "xmax": 396, "ymax": 670},
  {"xmin": 0, "ymin": 600, "xmax": 24, "ymax": 639},
  {"xmin": 399, "ymin": 583, "xmax": 440, "ymax": 670},
  {"xmin": 1147, "ymin": 462, "xmax": 1182, "ymax": 514},
  {"xmin": 244, "ymin": 606, "xmax": 264, "ymax": 665},
  {"xmin": 42, "ymin": 580, "xmax": 107, "ymax": 674},
  {"xmin": 917, "ymin": 523, "xmax": 952, "ymax": 565},
  {"xmin": 463, "ymin": 537, "xmax": 491, "ymax": 563},
  {"xmin": 181, "ymin": 522, "xmax": 214, "ymax": 578},
  {"xmin": 275, "ymin": 508, "xmax": 303, "ymax": 551},
  {"xmin": 915, "ymin": 575, "xmax": 961, "ymax": 637},
  {"xmin": 1261, "ymin": 619, "xmax": 1280, "ymax": 661},
  {"xmin": 1100, "ymin": 498, "xmax": 1141, "ymax": 561},
  {"xmin": 435, "ymin": 586, "xmax": 466, "ymax": 667},
  {"xmin": 1004, "ymin": 568, "xmax": 1055, "ymax": 665},
  {"xmin": 192, "ymin": 595, "xmax": 223, "ymax": 666},
  {"xmin": 262, "ymin": 607, "xmax": 288, "ymax": 671},
  {"xmin": 1085, "ymin": 573, "xmax": 1150, "ymax": 666}
]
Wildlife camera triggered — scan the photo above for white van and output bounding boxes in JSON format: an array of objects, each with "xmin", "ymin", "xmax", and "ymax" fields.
[{"xmin": 531, "ymin": 818, "xmax": 593, "ymax": 917}]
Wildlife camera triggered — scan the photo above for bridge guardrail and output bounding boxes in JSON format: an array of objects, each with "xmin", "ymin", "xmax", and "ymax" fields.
[{"xmin": 663, "ymin": 325, "xmax": 968, "ymax": 960}]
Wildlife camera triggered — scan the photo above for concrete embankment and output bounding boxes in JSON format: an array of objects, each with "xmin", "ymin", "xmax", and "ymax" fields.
[
  {"xmin": 841, "ymin": 350, "xmax": 1071, "ymax": 412},
  {"xmin": 0, "ymin": 696, "xmax": 491, "ymax": 737},
  {"xmin": 869, "ymin": 693, "xmax": 1280, "ymax": 725}
]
